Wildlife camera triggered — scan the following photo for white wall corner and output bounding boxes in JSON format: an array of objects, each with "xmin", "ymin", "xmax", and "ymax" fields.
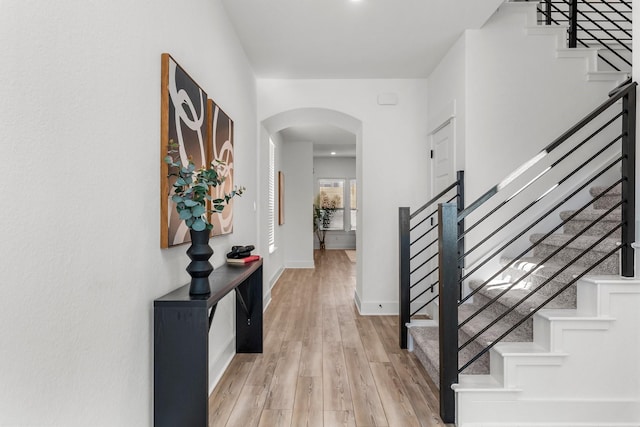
[{"xmin": 208, "ymin": 336, "xmax": 235, "ymax": 395}]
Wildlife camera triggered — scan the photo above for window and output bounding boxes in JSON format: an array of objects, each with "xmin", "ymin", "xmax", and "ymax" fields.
[
  {"xmin": 350, "ymin": 179, "xmax": 357, "ymax": 231},
  {"xmin": 317, "ymin": 178, "xmax": 356, "ymax": 231},
  {"xmin": 268, "ymin": 139, "xmax": 275, "ymax": 252},
  {"xmin": 318, "ymin": 179, "xmax": 344, "ymax": 230}
]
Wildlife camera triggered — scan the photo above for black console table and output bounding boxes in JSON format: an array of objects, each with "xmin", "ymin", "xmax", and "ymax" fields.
[{"xmin": 153, "ymin": 260, "xmax": 263, "ymax": 427}]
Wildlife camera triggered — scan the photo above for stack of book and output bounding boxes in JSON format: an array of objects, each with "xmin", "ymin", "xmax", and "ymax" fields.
[{"xmin": 226, "ymin": 245, "xmax": 260, "ymax": 265}]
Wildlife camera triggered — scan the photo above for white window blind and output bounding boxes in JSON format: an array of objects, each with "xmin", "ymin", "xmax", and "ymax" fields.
[{"xmin": 268, "ymin": 139, "xmax": 276, "ymax": 252}]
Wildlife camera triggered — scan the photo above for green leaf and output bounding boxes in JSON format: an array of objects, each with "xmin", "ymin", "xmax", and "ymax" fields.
[
  {"xmin": 179, "ymin": 209, "xmax": 192, "ymax": 220},
  {"xmin": 192, "ymin": 205, "xmax": 205, "ymax": 217},
  {"xmin": 184, "ymin": 199, "xmax": 199, "ymax": 207},
  {"xmin": 175, "ymin": 178, "xmax": 187, "ymax": 186},
  {"xmin": 212, "ymin": 198, "xmax": 224, "ymax": 204},
  {"xmin": 163, "ymin": 156, "xmax": 173, "ymax": 164},
  {"xmin": 171, "ymin": 195, "xmax": 183, "ymax": 203},
  {"xmin": 192, "ymin": 218, "xmax": 206, "ymax": 231}
]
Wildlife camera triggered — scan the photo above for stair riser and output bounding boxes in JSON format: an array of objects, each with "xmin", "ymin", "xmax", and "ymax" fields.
[
  {"xmin": 591, "ymin": 194, "xmax": 620, "ymax": 210},
  {"xmin": 499, "ymin": 268, "xmax": 579, "ymax": 305},
  {"xmin": 471, "ymin": 292, "xmax": 537, "ymax": 329},
  {"xmin": 563, "ymin": 219, "xmax": 621, "ymax": 237},
  {"xmin": 532, "ymin": 244, "xmax": 619, "ymax": 271}
]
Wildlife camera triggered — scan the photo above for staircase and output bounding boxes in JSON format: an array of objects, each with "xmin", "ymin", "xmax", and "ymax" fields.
[
  {"xmin": 398, "ymin": 1, "xmax": 638, "ymax": 425},
  {"xmin": 407, "ymin": 182, "xmax": 622, "ymax": 377}
]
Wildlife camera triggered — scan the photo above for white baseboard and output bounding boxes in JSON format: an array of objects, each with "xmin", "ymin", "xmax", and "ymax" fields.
[
  {"xmin": 354, "ymin": 289, "xmax": 363, "ymax": 314},
  {"xmin": 263, "ymin": 288, "xmax": 272, "ymax": 312},
  {"xmin": 353, "ymin": 290, "xmax": 398, "ymax": 315},
  {"xmin": 263, "ymin": 266, "xmax": 284, "ymax": 312},
  {"xmin": 285, "ymin": 260, "xmax": 314, "ymax": 268},
  {"xmin": 269, "ymin": 266, "xmax": 284, "ymax": 290}
]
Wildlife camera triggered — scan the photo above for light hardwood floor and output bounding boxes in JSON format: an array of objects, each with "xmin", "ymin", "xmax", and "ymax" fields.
[{"xmin": 208, "ymin": 250, "xmax": 450, "ymax": 427}]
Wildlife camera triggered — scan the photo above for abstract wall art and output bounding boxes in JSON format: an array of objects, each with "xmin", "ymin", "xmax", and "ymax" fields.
[
  {"xmin": 207, "ymin": 99, "xmax": 235, "ymax": 237},
  {"xmin": 160, "ymin": 53, "xmax": 208, "ymax": 248}
]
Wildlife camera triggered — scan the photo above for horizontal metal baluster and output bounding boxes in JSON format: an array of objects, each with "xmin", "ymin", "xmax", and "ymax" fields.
[
  {"xmin": 410, "ymin": 210, "xmax": 437, "ymax": 231},
  {"xmin": 575, "ymin": 10, "xmax": 631, "ymax": 52},
  {"xmin": 459, "ymin": 160, "xmax": 622, "ymax": 286},
  {"xmin": 410, "ymin": 181, "xmax": 458, "ymax": 220},
  {"xmin": 410, "ymin": 240, "xmax": 438, "ymax": 261},
  {"xmin": 411, "ymin": 284, "xmax": 438, "ymax": 303},
  {"xmin": 460, "ymin": 175, "xmax": 622, "ymax": 301},
  {"xmin": 410, "ymin": 272, "xmax": 433, "ymax": 289},
  {"xmin": 411, "ymin": 223, "xmax": 438, "ymax": 246},
  {"xmin": 459, "ymin": 82, "xmax": 634, "ymax": 222},
  {"xmin": 460, "ymin": 114, "xmax": 622, "ymax": 246},
  {"xmin": 411, "ymin": 293, "xmax": 439, "ymax": 317},
  {"xmin": 410, "ymin": 252, "xmax": 439, "ymax": 275},
  {"xmin": 458, "ymin": 207, "xmax": 621, "ymax": 340},
  {"xmin": 458, "ymin": 244, "xmax": 620, "ymax": 373},
  {"xmin": 581, "ymin": 1, "xmax": 632, "ymax": 38}
]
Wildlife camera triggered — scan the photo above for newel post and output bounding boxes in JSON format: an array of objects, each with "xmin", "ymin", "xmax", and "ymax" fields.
[
  {"xmin": 438, "ymin": 202, "xmax": 459, "ymax": 423},
  {"xmin": 568, "ymin": 0, "xmax": 578, "ymax": 48},
  {"xmin": 621, "ymin": 84, "xmax": 636, "ymax": 277},
  {"xmin": 399, "ymin": 207, "xmax": 411, "ymax": 348}
]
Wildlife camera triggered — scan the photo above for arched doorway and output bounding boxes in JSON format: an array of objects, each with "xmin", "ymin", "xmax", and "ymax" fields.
[{"xmin": 258, "ymin": 108, "xmax": 363, "ymax": 306}]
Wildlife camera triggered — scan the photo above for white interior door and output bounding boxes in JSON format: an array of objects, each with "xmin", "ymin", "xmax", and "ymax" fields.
[{"xmin": 431, "ymin": 119, "xmax": 455, "ymax": 195}]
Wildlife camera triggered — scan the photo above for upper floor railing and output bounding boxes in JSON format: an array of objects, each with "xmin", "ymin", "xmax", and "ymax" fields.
[{"xmin": 528, "ymin": 0, "xmax": 632, "ymax": 71}]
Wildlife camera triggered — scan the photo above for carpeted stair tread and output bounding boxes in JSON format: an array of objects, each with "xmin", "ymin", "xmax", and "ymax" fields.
[
  {"xmin": 408, "ymin": 322, "xmax": 490, "ymax": 385},
  {"xmin": 408, "ymin": 182, "xmax": 623, "ymax": 387},
  {"xmin": 408, "ymin": 324, "xmax": 440, "ymax": 384},
  {"xmin": 468, "ymin": 277, "xmax": 574, "ymax": 318},
  {"xmin": 500, "ymin": 256, "xmax": 617, "ymax": 282},
  {"xmin": 530, "ymin": 232, "xmax": 620, "ymax": 248},
  {"xmin": 589, "ymin": 184, "xmax": 621, "ymax": 209},
  {"xmin": 530, "ymin": 232, "xmax": 619, "ymax": 251},
  {"xmin": 559, "ymin": 208, "xmax": 620, "ymax": 222},
  {"xmin": 458, "ymin": 302, "xmax": 531, "ymax": 347},
  {"xmin": 560, "ymin": 207, "xmax": 622, "ymax": 236},
  {"xmin": 589, "ymin": 184, "xmax": 621, "ymax": 197}
]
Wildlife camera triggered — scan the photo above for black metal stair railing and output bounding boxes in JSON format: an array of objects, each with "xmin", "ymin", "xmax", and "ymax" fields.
[
  {"xmin": 530, "ymin": 0, "xmax": 632, "ymax": 71},
  {"xmin": 437, "ymin": 80, "xmax": 637, "ymax": 423},
  {"xmin": 398, "ymin": 171, "xmax": 464, "ymax": 349}
]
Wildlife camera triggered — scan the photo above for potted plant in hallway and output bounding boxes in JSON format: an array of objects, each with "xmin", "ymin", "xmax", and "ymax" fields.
[
  {"xmin": 313, "ymin": 193, "xmax": 338, "ymax": 250},
  {"xmin": 165, "ymin": 141, "xmax": 244, "ymax": 295}
]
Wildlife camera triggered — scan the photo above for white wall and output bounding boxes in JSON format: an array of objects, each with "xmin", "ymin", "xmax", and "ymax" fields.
[
  {"xmin": 464, "ymin": 5, "xmax": 621, "ymax": 202},
  {"xmin": 283, "ymin": 141, "xmax": 314, "ymax": 267},
  {"xmin": 258, "ymin": 79, "xmax": 429, "ymax": 315},
  {"xmin": 313, "ymin": 156, "xmax": 357, "ymax": 249},
  {"xmin": 0, "ymin": 1, "xmax": 257, "ymax": 426},
  {"xmin": 427, "ymin": 33, "xmax": 467, "ymax": 174}
]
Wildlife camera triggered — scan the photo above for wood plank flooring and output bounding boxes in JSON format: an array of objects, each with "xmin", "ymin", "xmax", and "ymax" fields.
[{"xmin": 209, "ymin": 250, "xmax": 450, "ymax": 427}]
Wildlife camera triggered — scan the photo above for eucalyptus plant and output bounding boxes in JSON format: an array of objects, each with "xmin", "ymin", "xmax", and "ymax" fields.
[
  {"xmin": 313, "ymin": 192, "xmax": 339, "ymax": 249},
  {"xmin": 165, "ymin": 141, "xmax": 244, "ymax": 232}
]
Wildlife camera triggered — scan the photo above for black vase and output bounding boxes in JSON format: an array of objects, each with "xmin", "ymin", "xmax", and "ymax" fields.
[{"xmin": 186, "ymin": 229, "xmax": 213, "ymax": 295}]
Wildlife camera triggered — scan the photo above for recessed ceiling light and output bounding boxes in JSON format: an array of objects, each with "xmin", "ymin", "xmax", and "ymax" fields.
[{"xmin": 330, "ymin": 151, "xmax": 337, "ymax": 156}]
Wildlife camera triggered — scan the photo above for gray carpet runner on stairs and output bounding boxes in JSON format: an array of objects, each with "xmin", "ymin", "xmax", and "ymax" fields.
[{"xmin": 408, "ymin": 184, "xmax": 621, "ymax": 386}]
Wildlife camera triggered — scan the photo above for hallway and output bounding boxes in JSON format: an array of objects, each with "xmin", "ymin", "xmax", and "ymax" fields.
[{"xmin": 208, "ymin": 250, "xmax": 449, "ymax": 427}]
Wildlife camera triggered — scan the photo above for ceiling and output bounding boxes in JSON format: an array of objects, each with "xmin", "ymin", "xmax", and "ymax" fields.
[
  {"xmin": 221, "ymin": 0, "xmax": 503, "ymax": 154},
  {"xmin": 279, "ymin": 125, "xmax": 357, "ymax": 157}
]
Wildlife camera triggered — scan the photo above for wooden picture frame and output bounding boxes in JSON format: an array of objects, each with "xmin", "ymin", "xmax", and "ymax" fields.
[
  {"xmin": 160, "ymin": 53, "xmax": 208, "ymax": 248},
  {"xmin": 207, "ymin": 99, "xmax": 235, "ymax": 237},
  {"xmin": 278, "ymin": 171, "xmax": 284, "ymax": 225}
]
